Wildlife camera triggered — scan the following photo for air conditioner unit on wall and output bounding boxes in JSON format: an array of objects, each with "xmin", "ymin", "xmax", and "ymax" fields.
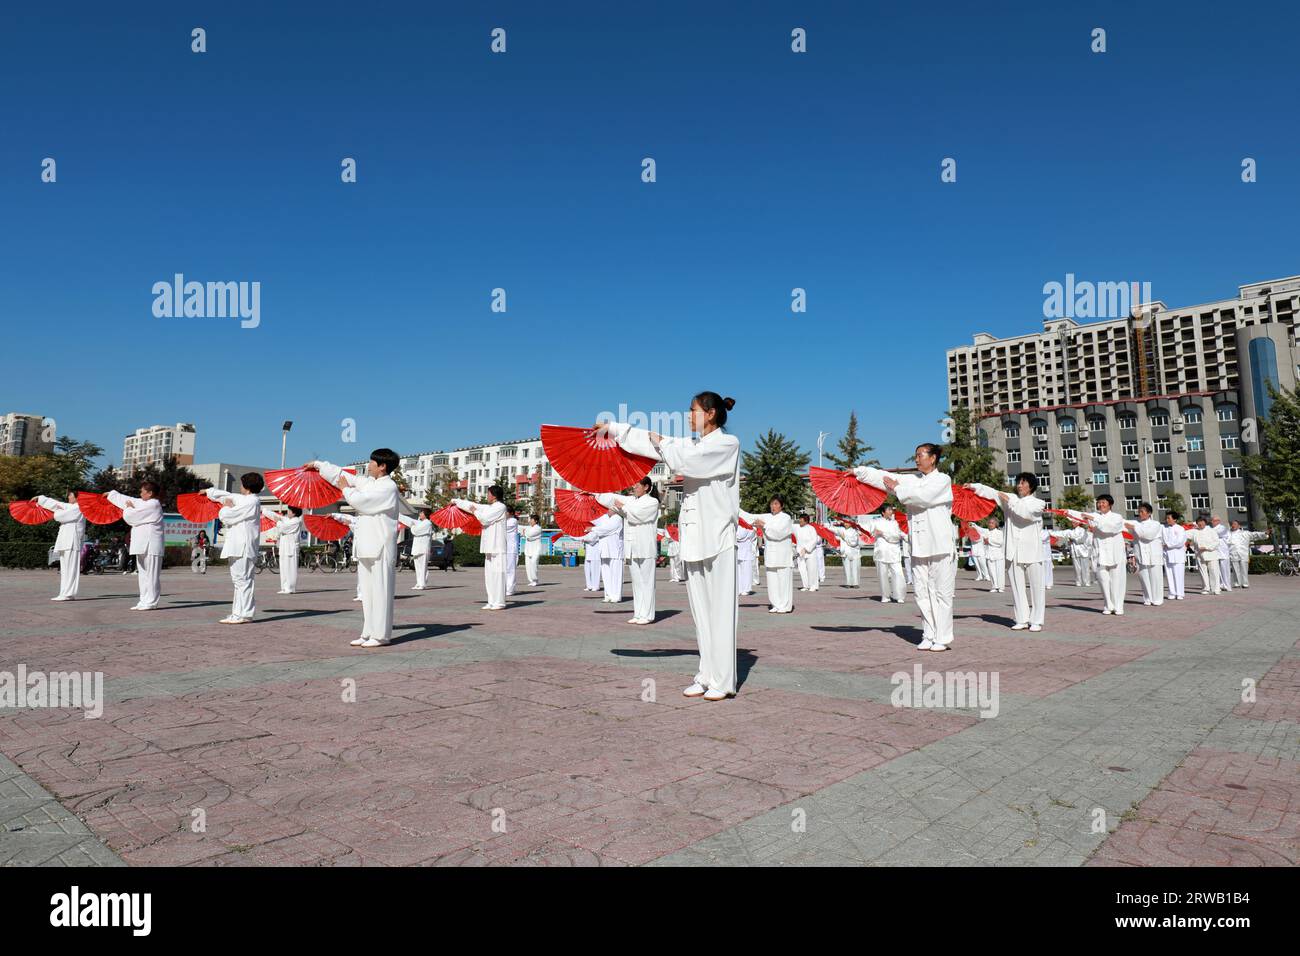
[
  {"xmin": 1172, "ymin": 423, "xmax": 1184, "ymax": 432},
  {"xmin": 1176, "ymin": 444, "xmax": 1186, "ymax": 452},
  {"xmin": 1079, "ymin": 432, "xmax": 1090, "ymax": 440},
  {"xmin": 1180, "ymin": 469, "xmax": 1189, "ymax": 479},
  {"xmin": 1214, "ymin": 469, "xmax": 1224, "ymax": 478}
]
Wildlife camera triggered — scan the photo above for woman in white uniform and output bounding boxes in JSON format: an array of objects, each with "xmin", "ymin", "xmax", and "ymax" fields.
[
  {"xmin": 1124, "ymin": 503, "xmax": 1164, "ymax": 606},
  {"xmin": 453, "ymin": 486, "xmax": 509, "ymax": 610},
  {"xmin": 266, "ymin": 506, "xmax": 303, "ymax": 594},
  {"xmin": 863, "ymin": 504, "xmax": 905, "ymax": 603},
  {"xmin": 736, "ymin": 521, "xmax": 758, "ymax": 595},
  {"xmin": 1066, "ymin": 494, "xmax": 1127, "ymax": 614},
  {"xmin": 106, "ymin": 481, "xmax": 165, "ymax": 610},
  {"xmin": 1161, "ymin": 512, "xmax": 1188, "ymax": 600},
  {"xmin": 983, "ymin": 516, "xmax": 1006, "ymax": 592},
  {"xmin": 328, "ymin": 512, "xmax": 364, "ymax": 601},
  {"xmin": 504, "ymin": 507, "xmax": 520, "ymax": 596},
  {"xmin": 740, "ymin": 496, "xmax": 794, "ymax": 613},
  {"xmin": 207, "ymin": 474, "xmax": 264, "ymax": 623},
  {"xmin": 521, "ymin": 514, "xmax": 543, "ymax": 586},
  {"xmin": 592, "ymin": 510, "xmax": 625, "ymax": 603},
  {"xmin": 1040, "ymin": 528, "xmax": 1056, "ymax": 589},
  {"xmin": 666, "ymin": 534, "xmax": 683, "ymax": 583},
  {"xmin": 582, "ymin": 529, "xmax": 602, "ymax": 591},
  {"xmin": 972, "ymin": 474, "xmax": 1044, "ymax": 631},
  {"xmin": 398, "ymin": 508, "xmax": 434, "ymax": 590},
  {"xmin": 1066, "ymin": 523, "xmax": 1093, "ymax": 587},
  {"xmin": 970, "ymin": 530, "xmax": 989, "ymax": 582},
  {"xmin": 35, "ymin": 492, "xmax": 86, "ymax": 601},
  {"xmin": 597, "ymin": 478, "xmax": 661, "ymax": 624},
  {"xmin": 608, "ymin": 392, "xmax": 740, "ymax": 700},
  {"xmin": 1189, "ymin": 517, "xmax": 1223, "ymax": 595},
  {"xmin": 833, "ymin": 520, "xmax": 861, "ymax": 588},
  {"xmin": 795, "ymin": 515, "xmax": 819, "ymax": 592}
]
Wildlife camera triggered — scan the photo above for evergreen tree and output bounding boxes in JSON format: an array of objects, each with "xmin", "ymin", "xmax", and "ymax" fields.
[
  {"xmin": 1157, "ymin": 490, "xmax": 1187, "ymax": 518},
  {"xmin": 92, "ymin": 456, "xmax": 206, "ymax": 510},
  {"xmin": 1242, "ymin": 383, "xmax": 1300, "ymax": 545},
  {"xmin": 1055, "ymin": 486, "xmax": 1094, "ymax": 529},
  {"xmin": 741, "ymin": 430, "xmax": 810, "ymax": 514},
  {"xmin": 424, "ymin": 467, "xmax": 459, "ymax": 512},
  {"xmin": 938, "ymin": 407, "xmax": 1005, "ymax": 489},
  {"xmin": 824, "ymin": 411, "xmax": 877, "ymax": 470}
]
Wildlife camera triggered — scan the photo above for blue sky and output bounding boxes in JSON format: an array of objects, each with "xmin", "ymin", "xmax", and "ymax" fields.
[{"xmin": 2, "ymin": 1, "xmax": 1296, "ymax": 470}]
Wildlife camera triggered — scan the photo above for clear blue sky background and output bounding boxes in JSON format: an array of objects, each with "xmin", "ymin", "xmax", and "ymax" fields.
[{"xmin": 2, "ymin": 1, "xmax": 1296, "ymax": 471}]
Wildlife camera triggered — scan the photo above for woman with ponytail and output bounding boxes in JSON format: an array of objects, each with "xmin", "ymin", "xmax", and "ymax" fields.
[
  {"xmin": 596, "ymin": 476, "xmax": 661, "ymax": 624},
  {"xmin": 604, "ymin": 392, "xmax": 740, "ymax": 699}
]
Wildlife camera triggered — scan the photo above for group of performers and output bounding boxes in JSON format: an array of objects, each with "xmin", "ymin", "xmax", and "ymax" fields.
[{"xmin": 24, "ymin": 390, "xmax": 1271, "ymax": 701}]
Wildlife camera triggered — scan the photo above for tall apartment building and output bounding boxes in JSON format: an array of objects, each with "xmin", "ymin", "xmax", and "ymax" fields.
[
  {"xmin": 121, "ymin": 422, "xmax": 197, "ymax": 472},
  {"xmin": 0, "ymin": 412, "xmax": 54, "ymax": 457},
  {"xmin": 946, "ymin": 276, "xmax": 1300, "ymax": 523}
]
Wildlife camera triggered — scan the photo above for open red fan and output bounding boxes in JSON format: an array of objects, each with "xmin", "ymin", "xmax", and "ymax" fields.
[
  {"xmin": 550, "ymin": 530, "xmax": 567, "ymax": 544},
  {"xmin": 555, "ymin": 511, "xmax": 593, "ymax": 539},
  {"xmin": 555, "ymin": 488, "xmax": 608, "ymax": 522},
  {"xmin": 1050, "ymin": 535, "xmax": 1060, "ymax": 547},
  {"xmin": 893, "ymin": 512, "xmax": 909, "ymax": 534},
  {"xmin": 430, "ymin": 503, "xmax": 483, "ymax": 536},
  {"xmin": 738, "ymin": 516, "xmax": 753, "ymax": 530},
  {"xmin": 665, "ymin": 524, "xmax": 679, "ymax": 542},
  {"xmin": 951, "ymin": 484, "xmax": 997, "ymax": 522},
  {"xmin": 8, "ymin": 500, "xmax": 54, "ymax": 525},
  {"xmin": 808, "ymin": 467, "xmax": 887, "ymax": 516},
  {"xmin": 304, "ymin": 514, "xmax": 350, "ymax": 541},
  {"xmin": 264, "ymin": 466, "xmax": 355, "ymax": 508},
  {"xmin": 1122, "ymin": 530, "xmax": 1135, "ymax": 541},
  {"xmin": 260, "ymin": 514, "xmax": 277, "ymax": 533},
  {"xmin": 540, "ymin": 424, "xmax": 657, "ymax": 494},
  {"xmin": 1182, "ymin": 522, "xmax": 1195, "ymax": 530},
  {"xmin": 963, "ymin": 523, "xmax": 981, "ymax": 541},
  {"xmin": 811, "ymin": 523, "xmax": 839, "ymax": 547},
  {"xmin": 77, "ymin": 491, "xmax": 123, "ymax": 525},
  {"xmin": 176, "ymin": 492, "xmax": 223, "ymax": 524}
]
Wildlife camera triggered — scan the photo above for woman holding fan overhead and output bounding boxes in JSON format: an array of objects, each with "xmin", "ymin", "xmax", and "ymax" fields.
[{"xmin": 604, "ymin": 393, "xmax": 741, "ymax": 699}]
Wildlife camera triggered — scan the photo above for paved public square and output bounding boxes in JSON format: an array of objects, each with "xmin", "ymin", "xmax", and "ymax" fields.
[{"xmin": 1, "ymin": 561, "xmax": 1296, "ymax": 866}]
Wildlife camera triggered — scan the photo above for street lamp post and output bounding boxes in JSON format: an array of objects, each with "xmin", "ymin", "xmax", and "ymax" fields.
[
  {"xmin": 280, "ymin": 421, "xmax": 294, "ymax": 469},
  {"xmin": 816, "ymin": 431, "xmax": 830, "ymax": 523}
]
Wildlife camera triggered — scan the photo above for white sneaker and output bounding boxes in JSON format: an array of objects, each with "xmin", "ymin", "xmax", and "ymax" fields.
[
  {"xmin": 352, "ymin": 597, "xmax": 363, "ymax": 602},
  {"xmin": 1011, "ymin": 623, "xmax": 1029, "ymax": 630},
  {"xmin": 360, "ymin": 638, "xmax": 385, "ymax": 648},
  {"xmin": 917, "ymin": 639, "xmax": 935, "ymax": 650},
  {"xmin": 350, "ymin": 637, "xmax": 367, "ymax": 646},
  {"xmin": 683, "ymin": 683, "xmax": 707, "ymax": 698},
  {"xmin": 1102, "ymin": 609, "xmax": 1113, "ymax": 615},
  {"xmin": 702, "ymin": 689, "xmax": 732, "ymax": 701},
  {"xmin": 928, "ymin": 643, "xmax": 950, "ymax": 652},
  {"xmin": 1029, "ymin": 625, "xmax": 1042, "ymax": 632}
]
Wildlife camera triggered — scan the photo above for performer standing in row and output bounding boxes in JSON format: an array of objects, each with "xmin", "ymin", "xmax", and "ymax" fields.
[
  {"xmin": 597, "ymin": 478, "xmax": 660, "ymax": 624},
  {"xmin": 329, "ymin": 512, "xmax": 364, "ymax": 602},
  {"xmin": 1124, "ymin": 503, "xmax": 1164, "ymax": 607},
  {"xmin": 107, "ymin": 482, "xmax": 165, "ymax": 610},
  {"xmin": 398, "ymin": 508, "xmax": 434, "ymax": 590},
  {"xmin": 666, "ymin": 533, "xmax": 683, "ymax": 583},
  {"xmin": 607, "ymin": 392, "xmax": 741, "ymax": 699},
  {"xmin": 1161, "ymin": 512, "xmax": 1188, "ymax": 600},
  {"xmin": 504, "ymin": 507, "xmax": 520, "ymax": 597},
  {"xmin": 1067, "ymin": 495, "xmax": 1127, "ymax": 615},
  {"xmin": 1040, "ymin": 527, "xmax": 1056, "ymax": 590},
  {"xmin": 266, "ymin": 506, "xmax": 303, "ymax": 595},
  {"xmin": 834, "ymin": 519, "xmax": 861, "ymax": 588},
  {"xmin": 814, "ymin": 530, "xmax": 826, "ymax": 586},
  {"xmin": 521, "ymin": 514, "xmax": 543, "ymax": 587},
  {"xmin": 1228, "ymin": 521, "xmax": 1266, "ymax": 588},
  {"xmin": 1065, "ymin": 521, "xmax": 1093, "ymax": 587},
  {"xmin": 865, "ymin": 504, "xmax": 906, "ymax": 603},
  {"xmin": 582, "ymin": 528, "xmax": 602, "ymax": 592},
  {"xmin": 207, "ymin": 474, "xmax": 264, "ymax": 623},
  {"xmin": 972, "ymin": 474, "xmax": 1044, "ymax": 632},
  {"xmin": 983, "ymin": 516, "xmax": 1006, "ymax": 593},
  {"xmin": 453, "ymin": 485, "xmax": 508, "ymax": 610},
  {"xmin": 36, "ymin": 492, "xmax": 85, "ymax": 601},
  {"xmin": 592, "ymin": 508, "xmax": 625, "ymax": 603},
  {"xmin": 741, "ymin": 496, "xmax": 794, "ymax": 613},
  {"xmin": 857, "ymin": 444, "xmax": 956, "ymax": 651},
  {"xmin": 1189, "ymin": 517, "xmax": 1223, "ymax": 595},
  {"xmin": 312, "ymin": 450, "xmax": 401, "ymax": 644},
  {"xmin": 901, "ymin": 533, "xmax": 913, "ymax": 585},
  {"xmin": 736, "ymin": 519, "xmax": 758, "ymax": 595},
  {"xmin": 970, "ymin": 527, "xmax": 990, "ymax": 583},
  {"xmin": 1211, "ymin": 516, "xmax": 1233, "ymax": 592},
  {"xmin": 795, "ymin": 515, "xmax": 819, "ymax": 592}
]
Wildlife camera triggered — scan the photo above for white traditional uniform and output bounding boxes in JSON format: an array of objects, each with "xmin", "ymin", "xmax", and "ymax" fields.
[
  {"xmin": 983, "ymin": 526, "xmax": 1006, "ymax": 592},
  {"xmin": 1212, "ymin": 522, "xmax": 1233, "ymax": 591},
  {"xmin": 597, "ymin": 491, "xmax": 660, "ymax": 622},
  {"xmin": 613, "ymin": 422, "xmax": 741, "ymax": 696},
  {"xmin": 971, "ymin": 532, "xmax": 989, "ymax": 581},
  {"xmin": 582, "ymin": 531, "xmax": 602, "ymax": 591},
  {"xmin": 266, "ymin": 510, "xmax": 303, "ymax": 594},
  {"xmin": 736, "ymin": 524, "xmax": 758, "ymax": 594},
  {"xmin": 106, "ymin": 490, "xmax": 164, "ymax": 609},
  {"xmin": 1161, "ymin": 522, "xmax": 1188, "ymax": 599},
  {"xmin": 667, "ymin": 536, "xmax": 683, "ymax": 583},
  {"xmin": 740, "ymin": 509, "xmax": 793, "ymax": 612},
  {"xmin": 864, "ymin": 514, "xmax": 906, "ymax": 602},
  {"xmin": 795, "ymin": 523, "xmax": 819, "ymax": 591},
  {"xmin": 319, "ymin": 461, "xmax": 400, "ymax": 643},
  {"xmin": 521, "ymin": 523, "xmax": 543, "ymax": 586},
  {"xmin": 814, "ymin": 536, "xmax": 826, "ymax": 583},
  {"xmin": 1189, "ymin": 526, "xmax": 1223, "ymax": 594},
  {"xmin": 901, "ymin": 533, "xmax": 913, "ymax": 585},
  {"xmin": 974, "ymin": 485, "xmax": 1044, "ymax": 629},
  {"xmin": 1066, "ymin": 526, "xmax": 1093, "ymax": 587},
  {"xmin": 330, "ymin": 513, "xmax": 364, "ymax": 601},
  {"xmin": 1228, "ymin": 529, "xmax": 1265, "ymax": 588},
  {"xmin": 209, "ymin": 488, "xmax": 261, "ymax": 620},
  {"xmin": 1127, "ymin": 517, "xmax": 1164, "ymax": 606},
  {"xmin": 858, "ymin": 467, "xmax": 956, "ymax": 648},
  {"xmin": 835, "ymin": 523, "xmax": 861, "ymax": 587},
  {"xmin": 1040, "ymin": 529, "xmax": 1055, "ymax": 589},
  {"xmin": 1069, "ymin": 508, "xmax": 1127, "ymax": 614},
  {"xmin": 398, "ymin": 514, "xmax": 433, "ymax": 590},
  {"xmin": 37, "ymin": 496, "xmax": 85, "ymax": 600},
  {"xmin": 453, "ymin": 498, "xmax": 508, "ymax": 609},
  {"xmin": 592, "ymin": 512, "xmax": 626, "ymax": 603},
  {"xmin": 504, "ymin": 515, "xmax": 519, "ymax": 596}
]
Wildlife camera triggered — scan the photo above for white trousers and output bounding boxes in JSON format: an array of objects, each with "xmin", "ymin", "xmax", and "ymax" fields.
[
  {"xmin": 230, "ymin": 555, "xmax": 257, "ymax": 619},
  {"xmin": 912, "ymin": 554, "xmax": 955, "ymax": 646},
  {"xmin": 136, "ymin": 554, "xmax": 162, "ymax": 607},
  {"xmin": 798, "ymin": 555, "xmax": 818, "ymax": 590},
  {"xmin": 357, "ymin": 554, "xmax": 395, "ymax": 641},
  {"xmin": 1218, "ymin": 560, "xmax": 1233, "ymax": 591},
  {"xmin": 1164, "ymin": 558, "xmax": 1186, "ymax": 598},
  {"xmin": 973, "ymin": 554, "xmax": 989, "ymax": 580},
  {"xmin": 1072, "ymin": 552, "xmax": 1092, "ymax": 587},
  {"xmin": 737, "ymin": 556, "xmax": 756, "ymax": 594},
  {"xmin": 414, "ymin": 552, "xmax": 428, "ymax": 589},
  {"xmin": 1098, "ymin": 564, "xmax": 1126, "ymax": 612},
  {"xmin": 815, "ymin": 548, "xmax": 825, "ymax": 582},
  {"xmin": 601, "ymin": 558, "xmax": 624, "ymax": 601},
  {"xmin": 1008, "ymin": 560, "xmax": 1044, "ymax": 626},
  {"xmin": 525, "ymin": 553, "xmax": 539, "ymax": 586},
  {"xmin": 877, "ymin": 560, "xmax": 905, "ymax": 602},
  {"xmin": 669, "ymin": 557, "xmax": 683, "ymax": 582},
  {"xmin": 842, "ymin": 549, "xmax": 860, "ymax": 586},
  {"xmin": 1043, "ymin": 556, "xmax": 1054, "ymax": 588},
  {"xmin": 584, "ymin": 555, "xmax": 601, "ymax": 590},
  {"xmin": 903, "ymin": 556, "xmax": 913, "ymax": 585},
  {"xmin": 55, "ymin": 550, "xmax": 80, "ymax": 599},
  {"xmin": 988, "ymin": 557, "xmax": 1005, "ymax": 592},
  {"xmin": 766, "ymin": 565, "xmax": 793, "ymax": 612},
  {"xmin": 629, "ymin": 556, "xmax": 656, "ymax": 621},
  {"xmin": 279, "ymin": 548, "xmax": 298, "ymax": 593},
  {"xmin": 1199, "ymin": 558, "xmax": 1221, "ymax": 594},
  {"xmin": 505, "ymin": 550, "xmax": 518, "ymax": 595},
  {"xmin": 1137, "ymin": 563, "xmax": 1164, "ymax": 605},
  {"xmin": 484, "ymin": 552, "xmax": 507, "ymax": 606},
  {"xmin": 685, "ymin": 548, "xmax": 738, "ymax": 694},
  {"xmin": 1230, "ymin": 557, "xmax": 1249, "ymax": 588}
]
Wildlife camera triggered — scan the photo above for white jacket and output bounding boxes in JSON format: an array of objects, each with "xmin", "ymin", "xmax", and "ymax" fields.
[
  {"xmin": 596, "ymin": 492, "xmax": 660, "ymax": 560},
  {"xmin": 1228, "ymin": 529, "xmax": 1265, "ymax": 559},
  {"xmin": 591, "ymin": 512, "xmax": 625, "ymax": 560},
  {"xmin": 736, "ymin": 524, "xmax": 758, "ymax": 561},
  {"xmin": 505, "ymin": 516, "xmax": 519, "ymax": 555},
  {"xmin": 1189, "ymin": 526, "xmax": 1221, "ymax": 559},
  {"xmin": 397, "ymin": 515, "xmax": 433, "ymax": 556},
  {"xmin": 856, "ymin": 467, "xmax": 954, "ymax": 559},
  {"xmin": 317, "ymin": 461, "xmax": 400, "ymax": 560},
  {"xmin": 265, "ymin": 511, "xmax": 303, "ymax": 557},
  {"xmin": 106, "ymin": 490, "xmax": 165, "ymax": 556},
  {"xmin": 983, "ymin": 526, "xmax": 1005, "ymax": 559},
  {"xmin": 37, "ymin": 496, "xmax": 86, "ymax": 553},
  {"xmin": 834, "ymin": 524, "xmax": 860, "ymax": 552},
  {"xmin": 1213, "ymin": 523, "xmax": 1231, "ymax": 561},
  {"xmin": 741, "ymin": 509, "xmax": 792, "ymax": 568},
  {"xmin": 1066, "ymin": 525, "xmax": 1092, "ymax": 557},
  {"xmin": 864, "ymin": 515, "xmax": 903, "ymax": 564},
  {"xmin": 453, "ymin": 498, "xmax": 507, "ymax": 555},
  {"xmin": 1161, "ymin": 523, "xmax": 1187, "ymax": 560},
  {"xmin": 1068, "ymin": 509, "xmax": 1127, "ymax": 567},
  {"xmin": 973, "ymin": 484, "xmax": 1041, "ymax": 564},
  {"xmin": 208, "ymin": 488, "xmax": 261, "ymax": 561},
  {"xmin": 1127, "ymin": 518, "xmax": 1163, "ymax": 567},
  {"xmin": 521, "ymin": 524, "xmax": 543, "ymax": 557},
  {"xmin": 612, "ymin": 423, "xmax": 739, "ymax": 562},
  {"xmin": 795, "ymin": 523, "xmax": 818, "ymax": 557}
]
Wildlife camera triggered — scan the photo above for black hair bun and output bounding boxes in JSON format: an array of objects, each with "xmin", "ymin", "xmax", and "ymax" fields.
[{"xmin": 723, "ymin": 396, "xmax": 736, "ymax": 410}]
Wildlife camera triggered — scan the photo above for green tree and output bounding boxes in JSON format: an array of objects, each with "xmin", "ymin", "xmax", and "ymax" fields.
[
  {"xmin": 423, "ymin": 467, "xmax": 459, "ymax": 512},
  {"xmin": 0, "ymin": 435, "xmax": 107, "ymax": 543},
  {"xmin": 824, "ymin": 411, "xmax": 877, "ymax": 470},
  {"xmin": 1242, "ymin": 383, "xmax": 1300, "ymax": 546},
  {"xmin": 1055, "ymin": 486, "xmax": 1094, "ymax": 529},
  {"xmin": 91, "ymin": 456, "xmax": 206, "ymax": 510},
  {"xmin": 1157, "ymin": 490, "xmax": 1187, "ymax": 518},
  {"xmin": 741, "ymin": 430, "xmax": 810, "ymax": 514},
  {"xmin": 939, "ymin": 407, "xmax": 1005, "ymax": 489}
]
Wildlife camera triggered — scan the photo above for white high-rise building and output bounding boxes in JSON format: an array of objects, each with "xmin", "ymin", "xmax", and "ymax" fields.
[
  {"xmin": 0, "ymin": 412, "xmax": 54, "ymax": 457},
  {"xmin": 122, "ymin": 422, "xmax": 196, "ymax": 472}
]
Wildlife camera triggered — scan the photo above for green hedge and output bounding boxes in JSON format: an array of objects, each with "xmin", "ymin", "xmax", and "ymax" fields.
[
  {"xmin": 0, "ymin": 541, "xmax": 54, "ymax": 568},
  {"xmin": 1249, "ymin": 555, "xmax": 1283, "ymax": 574}
]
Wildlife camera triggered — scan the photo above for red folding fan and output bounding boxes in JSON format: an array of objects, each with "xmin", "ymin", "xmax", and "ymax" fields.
[
  {"xmin": 555, "ymin": 511, "xmax": 593, "ymax": 539},
  {"xmin": 550, "ymin": 530, "xmax": 567, "ymax": 544},
  {"xmin": 304, "ymin": 514, "xmax": 350, "ymax": 541},
  {"xmin": 8, "ymin": 500, "xmax": 54, "ymax": 525},
  {"xmin": 77, "ymin": 491, "xmax": 123, "ymax": 525},
  {"xmin": 1122, "ymin": 530, "xmax": 1135, "ymax": 541},
  {"xmin": 951, "ymin": 484, "xmax": 997, "ymax": 522},
  {"xmin": 430, "ymin": 503, "xmax": 483, "ymax": 536},
  {"xmin": 540, "ymin": 424, "xmax": 657, "ymax": 494},
  {"xmin": 963, "ymin": 523, "xmax": 981, "ymax": 541},
  {"xmin": 665, "ymin": 524, "xmax": 679, "ymax": 542},
  {"xmin": 555, "ymin": 488, "xmax": 608, "ymax": 522},
  {"xmin": 893, "ymin": 512, "xmax": 909, "ymax": 534},
  {"xmin": 260, "ymin": 514, "xmax": 277, "ymax": 533},
  {"xmin": 176, "ymin": 492, "xmax": 223, "ymax": 524},
  {"xmin": 808, "ymin": 467, "xmax": 887, "ymax": 516},
  {"xmin": 264, "ymin": 466, "xmax": 354, "ymax": 508},
  {"xmin": 811, "ymin": 523, "xmax": 839, "ymax": 547},
  {"xmin": 738, "ymin": 516, "xmax": 753, "ymax": 530}
]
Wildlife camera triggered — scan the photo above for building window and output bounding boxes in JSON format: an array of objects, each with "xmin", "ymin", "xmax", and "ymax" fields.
[
  {"xmin": 1004, "ymin": 425, "xmax": 1020, "ymax": 438},
  {"xmin": 1092, "ymin": 448, "xmax": 1108, "ymax": 463},
  {"xmin": 1155, "ymin": 467, "xmax": 1173, "ymax": 482},
  {"xmin": 1220, "ymin": 435, "xmax": 1238, "ymax": 450},
  {"xmin": 1006, "ymin": 450, "xmax": 1020, "ymax": 463},
  {"xmin": 1225, "ymin": 493, "xmax": 1246, "ymax": 509},
  {"xmin": 1151, "ymin": 438, "xmax": 1170, "ymax": 454},
  {"xmin": 1117, "ymin": 414, "xmax": 1137, "ymax": 429},
  {"xmin": 1089, "ymin": 417, "xmax": 1106, "ymax": 433},
  {"xmin": 1191, "ymin": 494, "xmax": 1210, "ymax": 511},
  {"xmin": 1126, "ymin": 496, "xmax": 1142, "ymax": 512},
  {"xmin": 1187, "ymin": 465, "xmax": 1207, "ymax": 481},
  {"xmin": 1186, "ymin": 436, "xmax": 1204, "ymax": 452},
  {"xmin": 1149, "ymin": 412, "xmax": 1169, "ymax": 427},
  {"xmin": 1123, "ymin": 469, "xmax": 1140, "ymax": 483},
  {"xmin": 1059, "ymin": 419, "xmax": 1075, "ymax": 434},
  {"xmin": 1034, "ymin": 449, "xmax": 1049, "ymax": 463},
  {"xmin": 1183, "ymin": 408, "xmax": 1203, "ymax": 424},
  {"xmin": 1121, "ymin": 441, "xmax": 1138, "ymax": 456},
  {"xmin": 1222, "ymin": 464, "xmax": 1240, "ymax": 479},
  {"xmin": 1031, "ymin": 422, "xmax": 1047, "ymax": 437},
  {"xmin": 1063, "ymin": 473, "xmax": 1079, "ymax": 486},
  {"xmin": 1216, "ymin": 407, "xmax": 1235, "ymax": 422},
  {"xmin": 1092, "ymin": 470, "xmax": 1109, "ymax": 484},
  {"xmin": 1061, "ymin": 447, "xmax": 1077, "ymax": 463}
]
